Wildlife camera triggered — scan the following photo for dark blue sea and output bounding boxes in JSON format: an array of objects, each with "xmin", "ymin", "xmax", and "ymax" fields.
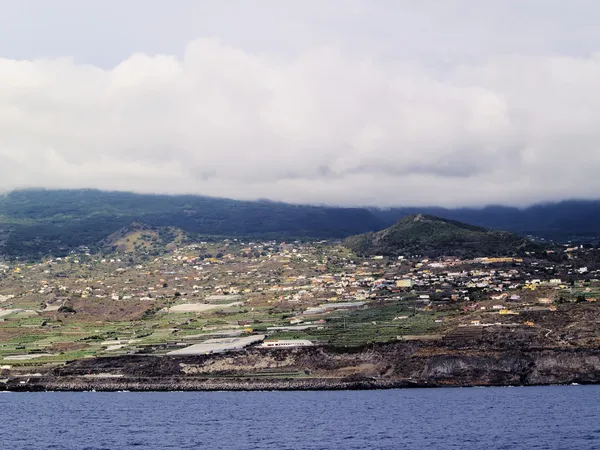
[{"xmin": 1, "ymin": 385, "xmax": 599, "ymax": 449}]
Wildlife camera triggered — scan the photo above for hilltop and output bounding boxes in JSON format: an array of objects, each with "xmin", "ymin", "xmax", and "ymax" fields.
[
  {"xmin": 344, "ymin": 214, "xmax": 537, "ymax": 258},
  {"xmin": 101, "ymin": 222, "xmax": 188, "ymax": 254},
  {"xmin": 371, "ymin": 201, "xmax": 600, "ymax": 243}
]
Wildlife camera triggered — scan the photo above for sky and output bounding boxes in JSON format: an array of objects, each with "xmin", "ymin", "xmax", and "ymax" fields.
[{"xmin": 1, "ymin": 0, "xmax": 600, "ymax": 207}]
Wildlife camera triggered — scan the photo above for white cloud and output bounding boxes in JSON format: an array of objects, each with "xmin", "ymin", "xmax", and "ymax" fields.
[{"xmin": 1, "ymin": 2, "xmax": 600, "ymax": 206}]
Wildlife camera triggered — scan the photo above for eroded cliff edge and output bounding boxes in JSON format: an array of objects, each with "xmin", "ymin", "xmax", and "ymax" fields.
[{"xmin": 3, "ymin": 328, "xmax": 600, "ymax": 391}]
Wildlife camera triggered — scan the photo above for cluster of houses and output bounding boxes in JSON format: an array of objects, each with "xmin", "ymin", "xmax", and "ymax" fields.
[{"xmin": 1, "ymin": 238, "xmax": 599, "ymax": 328}]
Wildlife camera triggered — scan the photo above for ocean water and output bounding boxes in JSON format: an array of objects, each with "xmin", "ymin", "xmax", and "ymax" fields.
[{"xmin": 1, "ymin": 386, "xmax": 599, "ymax": 449}]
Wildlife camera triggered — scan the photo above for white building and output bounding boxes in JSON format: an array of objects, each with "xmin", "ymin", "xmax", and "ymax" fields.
[{"xmin": 259, "ymin": 340, "xmax": 314, "ymax": 348}]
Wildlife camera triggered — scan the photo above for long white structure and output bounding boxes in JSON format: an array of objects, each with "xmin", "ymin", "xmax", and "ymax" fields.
[
  {"xmin": 167, "ymin": 334, "xmax": 265, "ymax": 355},
  {"xmin": 259, "ymin": 340, "xmax": 314, "ymax": 348}
]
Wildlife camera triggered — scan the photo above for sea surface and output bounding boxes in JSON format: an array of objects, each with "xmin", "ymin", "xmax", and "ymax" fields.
[{"xmin": 1, "ymin": 385, "xmax": 599, "ymax": 449}]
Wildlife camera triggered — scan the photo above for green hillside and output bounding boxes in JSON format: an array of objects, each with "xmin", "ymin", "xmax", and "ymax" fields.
[
  {"xmin": 100, "ymin": 222, "xmax": 188, "ymax": 254},
  {"xmin": 344, "ymin": 214, "xmax": 538, "ymax": 258},
  {"xmin": 0, "ymin": 189, "xmax": 386, "ymax": 258}
]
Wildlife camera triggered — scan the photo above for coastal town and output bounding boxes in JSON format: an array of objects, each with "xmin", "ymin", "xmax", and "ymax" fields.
[{"xmin": 1, "ymin": 230, "xmax": 600, "ymax": 382}]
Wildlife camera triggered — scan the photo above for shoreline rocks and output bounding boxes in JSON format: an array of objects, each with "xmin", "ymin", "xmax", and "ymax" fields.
[{"xmin": 3, "ymin": 339, "xmax": 600, "ymax": 392}]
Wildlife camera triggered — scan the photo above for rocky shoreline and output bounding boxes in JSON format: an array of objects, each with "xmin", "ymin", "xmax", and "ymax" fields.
[
  {"xmin": 1, "ymin": 374, "xmax": 595, "ymax": 393},
  {"xmin": 3, "ymin": 333, "xmax": 600, "ymax": 392},
  {"xmin": 1, "ymin": 377, "xmax": 419, "ymax": 392}
]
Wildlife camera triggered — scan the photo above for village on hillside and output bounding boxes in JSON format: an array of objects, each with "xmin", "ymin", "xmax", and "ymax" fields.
[{"xmin": 1, "ymin": 232, "xmax": 600, "ymax": 379}]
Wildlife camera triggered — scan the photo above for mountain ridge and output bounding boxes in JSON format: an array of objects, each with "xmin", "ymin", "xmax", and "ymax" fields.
[{"xmin": 0, "ymin": 188, "xmax": 599, "ymax": 258}]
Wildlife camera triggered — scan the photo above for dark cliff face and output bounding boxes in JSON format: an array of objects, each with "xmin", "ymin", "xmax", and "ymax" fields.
[
  {"xmin": 5, "ymin": 339, "xmax": 600, "ymax": 391},
  {"xmin": 417, "ymin": 351, "xmax": 600, "ymax": 386}
]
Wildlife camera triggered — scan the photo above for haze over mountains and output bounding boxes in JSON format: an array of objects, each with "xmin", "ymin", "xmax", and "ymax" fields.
[
  {"xmin": 2, "ymin": 1, "xmax": 600, "ymax": 255},
  {"xmin": 0, "ymin": 188, "xmax": 599, "ymax": 258},
  {"xmin": 4, "ymin": 2, "xmax": 600, "ymax": 209}
]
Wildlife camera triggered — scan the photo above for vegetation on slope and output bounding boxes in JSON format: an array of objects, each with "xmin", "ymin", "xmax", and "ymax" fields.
[
  {"xmin": 371, "ymin": 200, "xmax": 600, "ymax": 243},
  {"xmin": 344, "ymin": 214, "xmax": 538, "ymax": 258},
  {"xmin": 101, "ymin": 222, "xmax": 188, "ymax": 253},
  {"xmin": 0, "ymin": 189, "xmax": 386, "ymax": 258},
  {"xmin": 0, "ymin": 188, "xmax": 598, "ymax": 259}
]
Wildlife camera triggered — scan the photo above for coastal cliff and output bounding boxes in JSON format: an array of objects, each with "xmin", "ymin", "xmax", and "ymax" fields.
[{"xmin": 4, "ymin": 334, "xmax": 600, "ymax": 391}]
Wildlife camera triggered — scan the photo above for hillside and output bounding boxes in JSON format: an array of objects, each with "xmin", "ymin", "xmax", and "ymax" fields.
[
  {"xmin": 101, "ymin": 222, "xmax": 187, "ymax": 253},
  {"xmin": 0, "ymin": 189, "xmax": 386, "ymax": 258},
  {"xmin": 371, "ymin": 201, "xmax": 600, "ymax": 243},
  {"xmin": 344, "ymin": 214, "xmax": 536, "ymax": 258},
  {"xmin": 0, "ymin": 189, "xmax": 599, "ymax": 259}
]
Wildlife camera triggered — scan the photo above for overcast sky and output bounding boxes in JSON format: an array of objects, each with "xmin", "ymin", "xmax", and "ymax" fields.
[{"xmin": 1, "ymin": 0, "xmax": 600, "ymax": 207}]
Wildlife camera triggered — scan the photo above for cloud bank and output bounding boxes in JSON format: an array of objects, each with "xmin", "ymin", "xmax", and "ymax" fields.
[{"xmin": 1, "ymin": 2, "xmax": 600, "ymax": 206}]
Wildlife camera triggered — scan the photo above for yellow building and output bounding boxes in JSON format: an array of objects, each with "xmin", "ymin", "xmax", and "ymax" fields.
[{"xmin": 396, "ymin": 279, "xmax": 414, "ymax": 288}]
